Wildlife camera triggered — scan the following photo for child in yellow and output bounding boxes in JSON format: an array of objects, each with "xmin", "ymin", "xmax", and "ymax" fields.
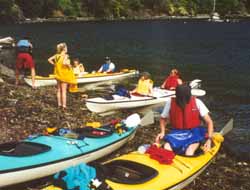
[
  {"xmin": 48, "ymin": 43, "xmax": 78, "ymax": 110},
  {"xmin": 131, "ymin": 72, "xmax": 153, "ymax": 96}
]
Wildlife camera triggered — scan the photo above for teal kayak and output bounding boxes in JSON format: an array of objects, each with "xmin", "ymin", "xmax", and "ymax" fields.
[{"xmin": 0, "ymin": 114, "xmax": 141, "ymax": 188}]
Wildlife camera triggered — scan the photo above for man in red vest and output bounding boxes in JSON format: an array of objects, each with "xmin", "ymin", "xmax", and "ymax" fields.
[{"xmin": 155, "ymin": 84, "xmax": 214, "ymax": 156}]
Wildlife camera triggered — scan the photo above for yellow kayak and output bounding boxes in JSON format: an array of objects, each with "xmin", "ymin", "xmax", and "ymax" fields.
[
  {"xmin": 43, "ymin": 119, "xmax": 233, "ymax": 190},
  {"xmin": 24, "ymin": 69, "xmax": 138, "ymax": 87}
]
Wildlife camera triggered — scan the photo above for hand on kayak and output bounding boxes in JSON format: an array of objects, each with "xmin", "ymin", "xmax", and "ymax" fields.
[
  {"xmin": 203, "ymin": 138, "xmax": 212, "ymax": 152},
  {"xmin": 155, "ymin": 132, "xmax": 165, "ymax": 144}
]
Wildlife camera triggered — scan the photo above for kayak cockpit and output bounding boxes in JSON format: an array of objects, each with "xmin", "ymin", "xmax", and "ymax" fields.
[
  {"xmin": 0, "ymin": 141, "xmax": 51, "ymax": 157},
  {"xmin": 95, "ymin": 160, "xmax": 158, "ymax": 184}
]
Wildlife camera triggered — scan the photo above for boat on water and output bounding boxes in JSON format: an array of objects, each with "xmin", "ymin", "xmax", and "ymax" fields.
[
  {"xmin": 24, "ymin": 69, "xmax": 138, "ymax": 87},
  {"xmin": 86, "ymin": 85, "xmax": 206, "ymax": 113},
  {"xmin": 208, "ymin": 0, "xmax": 224, "ymax": 22},
  {"xmin": 209, "ymin": 12, "xmax": 224, "ymax": 22},
  {"xmin": 0, "ymin": 113, "xmax": 151, "ymax": 188},
  {"xmin": 44, "ymin": 119, "xmax": 233, "ymax": 190}
]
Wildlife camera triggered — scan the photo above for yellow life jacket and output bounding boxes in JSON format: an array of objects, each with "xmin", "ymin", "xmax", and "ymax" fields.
[
  {"xmin": 136, "ymin": 78, "xmax": 153, "ymax": 95},
  {"xmin": 54, "ymin": 54, "xmax": 78, "ymax": 92}
]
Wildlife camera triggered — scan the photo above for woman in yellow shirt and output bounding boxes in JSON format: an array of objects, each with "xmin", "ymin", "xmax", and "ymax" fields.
[
  {"xmin": 48, "ymin": 43, "xmax": 77, "ymax": 110},
  {"xmin": 131, "ymin": 72, "xmax": 153, "ymax": 96}
]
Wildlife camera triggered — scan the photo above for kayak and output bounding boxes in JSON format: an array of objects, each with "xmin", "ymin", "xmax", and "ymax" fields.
[
  {"xmin": 24, "ymin": 69, "xmax": 138, "ymax": 87},
  {"xmin": 103, "ymin": 119, "xmax": 233, "ymax": 190},
  {"xmin": 44, "ymin": 119, "xmax": 233, "ymax": 190},
  {"xmin": 86, "ymin": 87, "xmax": 206, "ymax": 113},
  {"xmin": 0, "ymin": 113, "xmax": 144, "ymax": 188}
]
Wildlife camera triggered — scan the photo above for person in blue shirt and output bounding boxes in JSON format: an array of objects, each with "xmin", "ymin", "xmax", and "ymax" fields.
[
  {"xmin": 15, "ymin": 37, "xmax": 36, "ymax": 88},
  {"xmin": 98, "ymin": 57, "xmax": 115, "ymax": 73},
  {"xmin": 16, "ymin": 37, "xmax": 33, "ymax": 54}
]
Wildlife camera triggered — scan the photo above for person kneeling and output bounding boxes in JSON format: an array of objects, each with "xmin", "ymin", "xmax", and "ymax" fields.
[{"xmin": 155, "ymin": 84, "xmax": 214, "ymax": 156}]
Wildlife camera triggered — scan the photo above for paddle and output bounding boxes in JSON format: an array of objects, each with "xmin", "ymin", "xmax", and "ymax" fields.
[
  {"xmin": 189, "ymin": 79, "xmax": 202, "ymax": 89},
  {"xmin": 140, "ymin": 110, "xmax": 155, "ymax": 126},
  {"xmin": 219, "ymin": 118, "xmax": 234, "ymax": 136},
  {"xmin": 123, "ymin": 111, "xmax": 154, "ymax": 128}
]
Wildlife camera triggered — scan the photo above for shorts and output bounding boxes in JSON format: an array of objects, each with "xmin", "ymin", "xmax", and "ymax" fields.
[
  {"xmin": 16, "ymin": 53, "xmax": 35, "ymax": 70},
  {"xmin": 164, "ymin": 126, "xmax": 206, "ymax": 154}
]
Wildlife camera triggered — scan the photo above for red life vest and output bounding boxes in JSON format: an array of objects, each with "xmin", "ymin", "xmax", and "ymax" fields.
[
  {"xmin": 170, "ymin": 97, "xmax": 201, "ymax": 129},
  {"xmin": 163, "ymin": 75, "xmax": 179, "ymax": 90}
]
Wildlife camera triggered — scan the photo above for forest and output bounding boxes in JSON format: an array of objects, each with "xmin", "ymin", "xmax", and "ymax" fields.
[{"xmin": 1, "ymin": 0, "xmax": 250, "ymax": 23}]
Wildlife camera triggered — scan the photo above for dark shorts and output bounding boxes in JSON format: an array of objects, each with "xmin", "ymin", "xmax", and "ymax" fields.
[
  {"xmin": 16, "ymin": 53, "xmax": 35, "ymax": 70},
  {"xmin": 164, "ymin": 126, "xmax": 206, "ymax": 154}
]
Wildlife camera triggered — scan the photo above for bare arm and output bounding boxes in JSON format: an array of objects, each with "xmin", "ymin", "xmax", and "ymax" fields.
[
  {"xmin": 177, "ymin": 78, "xmax": 183, "ymax": 85},
  {"xmin": 155, "ymin": 117, "xmax": 169, "ymax": 143},
  {"xmin": 203, "ymin": 114, "xmax": 214, "ymax": 152},
  {"xmin": 48, "ymin": 55, "xmax": 56, "ymax": 65}
]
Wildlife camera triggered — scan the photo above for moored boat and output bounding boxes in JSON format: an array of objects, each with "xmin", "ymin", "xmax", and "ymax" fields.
[
  {"xmin": 24, "ymin": 69, "xmax": 138, "ymax": 87},
  {"xmin": 0, "ymin": 113, "xmax": 149, "ymax": 188},
  {"xmin": 86, "ymin": 87, "xmax": 206, "ymax": 113}
]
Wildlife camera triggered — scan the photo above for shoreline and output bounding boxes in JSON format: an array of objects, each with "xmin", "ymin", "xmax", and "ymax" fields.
[{"xmin": 13, "ymin": 14, "xmax": 250, "ymax": 25}]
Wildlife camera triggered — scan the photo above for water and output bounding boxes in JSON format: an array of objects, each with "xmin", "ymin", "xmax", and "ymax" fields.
[{"xmin": 1, "ymin": 19, "xmax": 250, "ymax": 153}]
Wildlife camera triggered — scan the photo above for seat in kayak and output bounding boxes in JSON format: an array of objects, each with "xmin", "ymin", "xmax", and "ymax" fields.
[
  {"xmin": 100, "ymin": 160, "xmax": 158, "ymax": 184},
  {"xmin": 0, "ymin": 141, "xmax": 51, "ymax": 157}
]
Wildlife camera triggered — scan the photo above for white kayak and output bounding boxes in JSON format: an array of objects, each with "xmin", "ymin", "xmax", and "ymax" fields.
[
  {"xmin": 24, "ymin": 69, "xmax": 138, "ymax": 87},
  {"xmin": 86, "ymin": 87, "xmax": 206, "ymax": 113}
]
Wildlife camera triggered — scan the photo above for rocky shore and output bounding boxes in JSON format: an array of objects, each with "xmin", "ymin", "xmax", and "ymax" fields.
[{"xmin": 0, "ymin": 74, "xmax": 249, "ymax": 190}]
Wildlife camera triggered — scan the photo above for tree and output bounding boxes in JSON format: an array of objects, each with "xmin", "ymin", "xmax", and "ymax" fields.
[
  {"xmin": 16, "ymin": 0, "xmax": 45, "ymax": 18},
  {"xmin": 0, "ymin": 0, "xmax": 20, "ymax": 22}
]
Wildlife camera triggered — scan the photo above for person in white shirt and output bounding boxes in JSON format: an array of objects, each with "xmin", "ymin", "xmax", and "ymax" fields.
[
  {"xmin": 98, "ymin": 56, "xmax": 115, "ymax": 73},
  {"xmin": 155, "ymin": 84, "xmax": 214, "ymax": 156}
]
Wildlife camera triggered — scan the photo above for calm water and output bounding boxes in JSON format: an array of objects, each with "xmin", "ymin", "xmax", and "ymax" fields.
[{"xmin": 0, "ymin": 19, "xmax": 250, "ymax": 152}]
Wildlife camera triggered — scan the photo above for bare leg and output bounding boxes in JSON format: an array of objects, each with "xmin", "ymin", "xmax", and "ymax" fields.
[
  {"xmin": 56, "ymin": 81, "xmax": 62, "ymax": 107},
  {"xmin": 31, "ymin": 67, "xmax": 36, "ymax": 88},
  {"xmin": 185, "ymin": 143, "xmax": 200, "ymax": 156},
  {"xmin": 163, "ymin": 142, "xmax": 173, "ymax": 151},
  {"xmin": 15, "ymin": 68, "xmax": 19, "ymax": 85},
  {"xmin": 61, "ymin": 82, "xmax": 68, "ymax": 109}
]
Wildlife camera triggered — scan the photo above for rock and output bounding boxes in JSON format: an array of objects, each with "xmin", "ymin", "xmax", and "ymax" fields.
[{"xmin": 0, "ymin": 77, "xmax": 4, "ymax": 83}]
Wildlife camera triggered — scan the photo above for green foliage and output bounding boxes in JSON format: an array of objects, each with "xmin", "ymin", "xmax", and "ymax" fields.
[
  {"xmin": 0, "ymin": 0, "xmax": 250, "ymax": 23},
  {"xmin": 0, "ymin": 0, "xmax": 20, "ymax": 22}
]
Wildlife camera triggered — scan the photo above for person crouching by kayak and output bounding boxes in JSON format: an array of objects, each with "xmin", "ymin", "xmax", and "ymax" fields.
[
  {"xmin": 161, "ymin": 69, "xmax": 182, "ymax": 90},
  {"xmin": 15, "ymin": 37, "xmax": 36, "ymax": 88},
  {"xmin": 98, "ymin": 56, "xmax": 115, "ymax": 73},
  {"xmin": 155, "ymin": 84, "xmax": 214, "ymax": 156},
  {"xmin": 48, "ymin": 43, "xmax": 78, "ymax": 110},
  {"xmin": 130, "ymin": 72, "xmax": 153, "ymax": 96}
]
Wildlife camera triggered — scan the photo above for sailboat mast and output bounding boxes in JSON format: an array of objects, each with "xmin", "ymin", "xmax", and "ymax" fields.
[{"xmin": 212, "ymin": 0, "xmax": 216, "ymax": 12}]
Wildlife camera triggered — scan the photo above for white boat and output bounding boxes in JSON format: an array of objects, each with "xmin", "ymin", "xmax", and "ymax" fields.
[
  {"xmin": 24, "ymin": 69, "xmax": 138, "ymax": 87},
  {"xmin": 86, "ymin": 87, "xmax": 206, "ymax": 113},
  {"xmin": 209, "ymin": 12, "xmax": 224, "ymax": 22},
  {"xmin": 0, "ymin": 37, "xmax": 15, "ymax": 48},
  {"xmin": 208, "ymin": 0, "xmax": 224, "ymax": 22}
]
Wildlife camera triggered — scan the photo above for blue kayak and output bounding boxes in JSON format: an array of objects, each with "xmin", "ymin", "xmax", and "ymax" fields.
[{"xmin": 0, "ymin": 116, "xmax": 140, "ymax": 188}]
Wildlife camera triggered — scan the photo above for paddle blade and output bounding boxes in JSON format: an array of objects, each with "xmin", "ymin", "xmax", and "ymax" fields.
[
  {"xmin": 219, "ymin": 118, "xmax": 234, "ymax": 136},
  {"xmin": 191, "ymin": 89, "xmax": 206, "ymax": 96},
  {"xmin": 140, "ymin": 110, "xmax": 155, "ymax": 126},
  {"xmin": 189, "ymin": 79, "xmax": 202, "ymax": 88},
  {"xmin": 125, "ymin": 113, "xmax": 141, "ymax": 128}
]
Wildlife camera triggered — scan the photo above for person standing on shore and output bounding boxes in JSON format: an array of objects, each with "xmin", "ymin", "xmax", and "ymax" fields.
[
  {"xmin": 161, "ymin": 69, "xmax": 182, "ymax": 90},
  {"xmin": 15, "ymin": 37, "xmax": 36, "ymax": 88},
  {"xmin": 48, "ymin": 43, "xmax": 78, "ymax": 110},
  {"xmin": 155, "ymin": 84, "xmax": 214, "ymax": 156}
]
